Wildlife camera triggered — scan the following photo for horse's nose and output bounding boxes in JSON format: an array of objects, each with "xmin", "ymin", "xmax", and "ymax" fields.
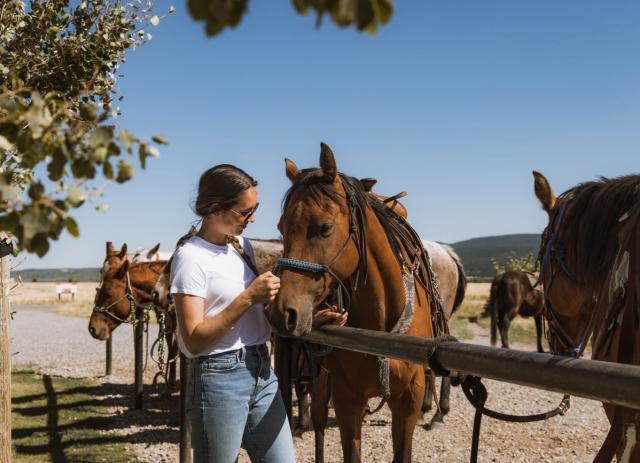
[
  {"xmin": 89, "ymin": 325, "xmax": 97, "ymax": 338},
  {"xmin": 285, "ymin": 308, "xmax": 298, "ymax": 332}
]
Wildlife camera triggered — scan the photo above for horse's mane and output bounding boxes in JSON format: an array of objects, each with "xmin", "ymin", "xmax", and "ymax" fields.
[
  {"xmin": 282, "ymin": 169, "xmax": 433, "ymax": 295},
  {"xmin": 550, "ymin": 174, "xmax": 640, "ymax": 288}
]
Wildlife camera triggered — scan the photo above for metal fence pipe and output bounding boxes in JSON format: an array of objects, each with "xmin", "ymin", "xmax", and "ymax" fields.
[{"xmin": 300, "ymin": 325, "xmax": 640, "ymax": 410}]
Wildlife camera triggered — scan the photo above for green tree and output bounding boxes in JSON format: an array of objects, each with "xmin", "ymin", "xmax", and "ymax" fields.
[
  {"xmin": 0, "ymin": 0, "xmax": 171, "ymax": 256},
  {"xmin": 491, "ymin": 253, "xmax": 539, "ymax": 276},
  {"xmin": 188, "ymin": 0, "xmax": 394, "ymax": 37}
]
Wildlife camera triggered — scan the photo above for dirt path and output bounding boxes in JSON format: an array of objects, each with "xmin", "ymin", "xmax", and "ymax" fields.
[{"xmin": 11, "ymin": 306, "xmax": 609, "ymax": 462}]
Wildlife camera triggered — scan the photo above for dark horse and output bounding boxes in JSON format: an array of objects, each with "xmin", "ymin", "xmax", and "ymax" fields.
[
  {"xmin": 270, "ymin": 143, "xmax": 447, "ymax": 462},
  {"xmin": 534, "ymin": 171, "xmax": 640, "ymax": 462},
  {"xmin": 487, "ymin": 270, "xmax": 545, "ymax": 353}
]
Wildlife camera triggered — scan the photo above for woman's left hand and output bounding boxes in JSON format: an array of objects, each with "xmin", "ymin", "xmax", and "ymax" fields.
[{"xmin": 312, "ymin": 307, "xmax": 348, "ymax": 328}]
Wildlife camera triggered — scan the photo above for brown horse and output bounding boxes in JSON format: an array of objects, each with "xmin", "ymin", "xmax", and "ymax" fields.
[
  {"xmin": 89, "ymin": 241, "xmax": 168, "ymax": 340},
  {"xmin": 270, "ymin": 143, "xmax": 446, "ymax": 463},
  {"xmin": 487, "ymin": 270, "xmax": 545, "ymax": 353},
  {"xmin": 533, "ymin": 171, "xmax": 640, "ymax": 462}
]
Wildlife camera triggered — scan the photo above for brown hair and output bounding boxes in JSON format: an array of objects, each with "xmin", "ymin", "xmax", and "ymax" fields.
[
  {"xmin": 193, "ymin": 164, "xmax": 257, "ymax": 217},
  {"xmin": 172, "ymin": 165, "xmax": 257, "ymax": 250}
]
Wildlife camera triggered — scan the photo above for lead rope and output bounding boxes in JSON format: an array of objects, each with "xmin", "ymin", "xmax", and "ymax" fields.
[{"xmin": 425, "ymin": 335, "xmax": 571, "ymax": 463}]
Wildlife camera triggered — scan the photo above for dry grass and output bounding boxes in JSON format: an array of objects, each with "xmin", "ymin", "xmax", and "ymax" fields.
[{"xmin": 10, "ymin": 281, "xmax": 98, "ymax": 317}]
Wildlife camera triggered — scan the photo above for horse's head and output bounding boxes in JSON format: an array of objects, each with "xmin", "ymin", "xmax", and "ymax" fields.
[
  {"xmin": 102, "ymin": 241, "xmax": 128, "ymax": 277},
  {"xmin": 533, "ymin": 171, "xmax": 594, "ymax": 355},
  {"xmin": 88, "ymin": 260, "xmax": 134, "ymax": 340},
  {"xmin": 269, "ymin": 143, "xmax": 365, "ymax": 336}
]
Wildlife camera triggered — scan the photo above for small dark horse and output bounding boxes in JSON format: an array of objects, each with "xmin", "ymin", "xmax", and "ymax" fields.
[
  {"xmin": 487, "ymin": 270, "xmax": 545, "ymax": 353},
  {"xmin": 534, "ymin": 171, "xmax": 640, "ymax": 462}
]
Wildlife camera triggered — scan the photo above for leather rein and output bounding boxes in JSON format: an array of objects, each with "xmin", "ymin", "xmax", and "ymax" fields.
[{"xmin": 537, "ymin": 200, "xmax": 599, "ymax": 359}]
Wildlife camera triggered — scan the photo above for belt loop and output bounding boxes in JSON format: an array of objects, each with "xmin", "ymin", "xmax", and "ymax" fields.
[{"xmin": 239, "ymin": 346, "xmax": 246, "ymax": 362}]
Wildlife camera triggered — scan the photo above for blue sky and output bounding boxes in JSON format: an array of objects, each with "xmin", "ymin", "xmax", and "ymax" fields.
[{"xmin": 21, "ymin": 0, "xmax": 640, "ymax": 269}]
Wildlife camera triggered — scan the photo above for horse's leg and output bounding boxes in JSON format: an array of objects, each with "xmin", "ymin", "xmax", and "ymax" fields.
[
  {"xmin": 500, "ymin": 313, "xmax": 513, "ymax": 349},
  {"xmin": 311, "ymin": 368, "xmax": 331, "ymax": 463},
  {"xmin": 388, "ymin": 370, "xmax": 424, "ymax": 463},
  {"xmin": 421, "ymin": 371, "xmax": 434, "ymax": 415},
  {"xmin": 294, "ymin": 383, "xmax": 312, "ymax": 436},
  {"xmin": 534, "ymin": 313, "xmax": 545, "ymax": 353},
  {"xmin": 331, "ymin": 381, "xmax": 367, "ymax": 463}
]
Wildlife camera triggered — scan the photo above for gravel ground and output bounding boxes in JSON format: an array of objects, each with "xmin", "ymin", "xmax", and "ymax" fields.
[{"xmin": 10, "ymin": 305, "xmax": 610, "ymax": 462}]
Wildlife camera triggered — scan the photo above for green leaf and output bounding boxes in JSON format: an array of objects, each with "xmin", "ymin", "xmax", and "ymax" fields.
[
  {"xmin": 118, "ymin": 129, "xmax": 136, "ymax": 152},
  {"xmin": 116, "ymin": 160, "xmax": 135, "ymax": 183},
  {"xmin": 64, "ymin": 216, "xmax": 80, "ymax": 237},
  {"xmin": 90, "ymin": 146, "xmax": 108, "ymax": 163},
  {"xmin": 21, "ymin": 210, "xmax": 52, "ymax": 241},
  {"xmin": 67, "ymin": 187, "xmax": 87, "ymax": 207},
  {"xmin": 30, "ymin": 234, "xmax": 50, "ymax": 257},
  {"xmin": 27, "ymin": 182, "xmax": 45, "ymax": 201},
  {"xmin": 79, "ymin": 102, "xmax": 98, "ymax": 121},
  {"xmin": 87, "ymin": 126, "xmax": 114, "ymax": 148},
  {"xmin": 151, "ymin": 135, "xmax": 169, "ymax": 145},
  {"xmin": 0, "ymin": 135, "xmax": 13, "ymax": 151},
  {"xmin": 139, "ymin": 143, "xmax": 147, "ymax": 169},
  {"xmin": 103, "ymin": 161, "xmax": 114, "ymax": 179}
]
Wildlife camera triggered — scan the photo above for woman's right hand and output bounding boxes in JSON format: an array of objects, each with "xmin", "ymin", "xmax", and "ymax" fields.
[{"xmin": 246, "ymin": 271, "xmax": 280, "ymax": 305}]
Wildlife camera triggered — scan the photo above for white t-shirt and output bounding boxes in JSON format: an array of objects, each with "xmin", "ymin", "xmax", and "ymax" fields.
[{"xmin": 169, "ymin": 235, "xmax": 271, "ymax": 358}]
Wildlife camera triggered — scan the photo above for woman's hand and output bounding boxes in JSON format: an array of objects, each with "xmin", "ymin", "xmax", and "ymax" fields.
[
  {"xmin": 246, "ymin": 271, "xmax": 280, "ymax": 305},
  {"xmin": 313, "ymin": 307, "xmax": 348, "ymax": 328}
]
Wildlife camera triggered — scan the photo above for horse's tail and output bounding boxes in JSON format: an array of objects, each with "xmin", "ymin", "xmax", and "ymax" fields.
[
  {"xmin": 442, "ymin": 244, "xmax": 467, "ymax": 314},
  {"xmin": 488, "ymin": 276, "xmax": 500, "ymax": 346}
]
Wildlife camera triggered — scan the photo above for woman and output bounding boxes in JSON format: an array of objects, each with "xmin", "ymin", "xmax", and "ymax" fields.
[{"xmin": 170, "ymin": 164, "xmax": 345, "ymax": 463}]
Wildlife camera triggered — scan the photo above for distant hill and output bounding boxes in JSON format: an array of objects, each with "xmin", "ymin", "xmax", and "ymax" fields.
[
  {"xmin": 14, "ymin": 267, "xmax": 101, "ymax": 282},
  {"xmin": 450, "ymin": 233, "xmax": 540, "ymax": 277},
  {"xmin": 12, "ymin": 233, "xmax": 539, "ymax": 281}
]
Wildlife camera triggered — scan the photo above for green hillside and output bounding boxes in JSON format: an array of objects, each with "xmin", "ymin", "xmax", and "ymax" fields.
[{"xmin": 450, "ymin": 233, "xmax": 540, "ymax": 277}]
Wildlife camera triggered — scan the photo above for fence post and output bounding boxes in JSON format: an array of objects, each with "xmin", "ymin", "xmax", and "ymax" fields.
[
  {"xmin": 179, "ymin": 353, "xmax": 191, "ymax": 463},
  {"xmin": 133, "ymin": 306, "xmax": 144, "ymax": 410},
  {"xmin": 0, "ymin": 236, "xmax": 12, "ymax": 463},
  {"xmin": 105, "ymin": 336, "xmax": 113, "ymax": 376}
]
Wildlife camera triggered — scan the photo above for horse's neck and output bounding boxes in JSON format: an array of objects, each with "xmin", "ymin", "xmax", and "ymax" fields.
[
  {"xmin": 349, "ymin": 207, "xmax": 419, "ymax": 331},
  {"xmin": 129, "ymin": 263, "xmax": 164, "ymax": 292}
]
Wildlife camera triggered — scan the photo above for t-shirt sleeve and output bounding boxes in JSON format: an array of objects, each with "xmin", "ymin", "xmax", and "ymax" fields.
[{"xmin": 170, "ymin": 249, "xmax": 207, "ymax": 298}]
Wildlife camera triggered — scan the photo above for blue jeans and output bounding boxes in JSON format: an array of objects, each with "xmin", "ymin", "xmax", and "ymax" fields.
[{"xmin": 186, "ymin": 344, "xmax": 295, "ymax": 463}]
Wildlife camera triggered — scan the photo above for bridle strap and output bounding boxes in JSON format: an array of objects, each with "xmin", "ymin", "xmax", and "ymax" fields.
[{"xmin": 92, "ymin": 271, "xmax": 140, "ymax": 325}]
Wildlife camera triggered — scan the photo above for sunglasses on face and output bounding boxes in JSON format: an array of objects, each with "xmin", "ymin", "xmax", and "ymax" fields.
[{"xmin": 229, "ymin": 202, "xmax": 259, "ymax": 221}]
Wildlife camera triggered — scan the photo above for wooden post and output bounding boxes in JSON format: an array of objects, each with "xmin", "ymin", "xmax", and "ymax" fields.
[
  {"xmin": 133, "ymin": 306, "xmax": 144, "ymax": 410},
  {"xmin": 105, "ymin": 336, "xmax": 113, "ymax": 376},
  {"xmin": 0, "ymin": 236, "xmax": 13, "ymax": 463},
  {"xmin": 179, "ymin": 353, "xmax": 191, "ymax": 463},
  {"xmin": 274, "ymin": 336, "xmax": 293, "ymax": 423}
]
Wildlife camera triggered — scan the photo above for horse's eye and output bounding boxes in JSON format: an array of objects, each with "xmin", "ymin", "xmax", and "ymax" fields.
[{"xmin": 319, "ymin": 223, "xmax": 334, "ymax": 237}]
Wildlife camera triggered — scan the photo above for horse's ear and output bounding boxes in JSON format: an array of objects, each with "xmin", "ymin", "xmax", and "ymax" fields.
[
  {"xmin": 106, "ymin": 241, "xmax": 115, "ymax": 256},
  {"xmin": 116, "ymin": 260, "xmax": 130, "ymax": 279},
  {"xmin": 148, "ymin": 243, "xmax": 160, "ymax": 259},
  {"xmin": 360, "ymin": 177, "xmax": 377, "ymax": 192},
  {"xmin": 118, "ymin": 243, "xmax": 128, "ymax": 259},
  {"xmin": 532, "ymin": 171, "xmax": 556, "ymax": 214},
  {"xmin": 285, "ymin": 158, "xmax": 300, "ymax": 183},
  {"xmin": 319, "ymin": 142, "xmax": 337, "ymax": 181}
]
